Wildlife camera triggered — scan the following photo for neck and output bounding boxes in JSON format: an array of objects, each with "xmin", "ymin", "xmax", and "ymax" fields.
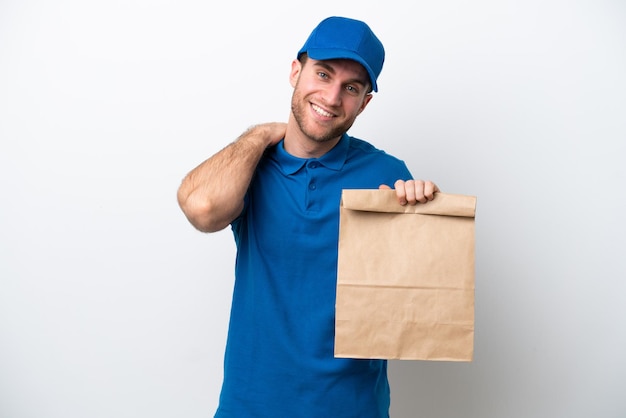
[{"xmin": 283, "ymin": 115, "xmax": 342, "ymax": 159}]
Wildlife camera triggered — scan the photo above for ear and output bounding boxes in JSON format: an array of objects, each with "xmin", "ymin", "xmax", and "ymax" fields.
[
  {"xmin": 356, "ymin": 93, "xmax": 374, "ymax": 116},
  {"xmin": 289, "ymin": 59, "xmax": 302, "ymax": 88}
]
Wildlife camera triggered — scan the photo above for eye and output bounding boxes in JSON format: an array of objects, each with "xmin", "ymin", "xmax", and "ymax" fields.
[
  {"xmin": 317, "ymin": 71, "xmax": 329, "ymax": 79},
  {"xmin": 345, "ymin": 85, "xmax": 360, "ymax": 95}
]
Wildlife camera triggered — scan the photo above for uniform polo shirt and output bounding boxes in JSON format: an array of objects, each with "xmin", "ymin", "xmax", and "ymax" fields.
[{"xmin": 215, "ymin": 134, "xmax": 413, "ymax": 418}]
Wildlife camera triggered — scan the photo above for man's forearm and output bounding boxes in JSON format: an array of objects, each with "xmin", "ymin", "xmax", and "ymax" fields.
[{"xmin": 177, "ymin": 126, "xmax": 275, "ymax": 232}]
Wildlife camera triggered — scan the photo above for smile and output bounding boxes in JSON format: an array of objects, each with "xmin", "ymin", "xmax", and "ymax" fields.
[{"xmin": 312, "ymin": 103, "xmax": 334, "ymax": 118}]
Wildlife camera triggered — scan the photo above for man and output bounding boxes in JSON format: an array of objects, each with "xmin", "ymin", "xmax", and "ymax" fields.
[{"xmin": 178, "ymin": 16, "xmax": 439, "ymax": 418}]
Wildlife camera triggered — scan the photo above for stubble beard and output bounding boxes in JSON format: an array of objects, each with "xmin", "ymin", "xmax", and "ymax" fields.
[{"xmin": 290, "ymin": 88, "xmax": 355, "ymax": 144}]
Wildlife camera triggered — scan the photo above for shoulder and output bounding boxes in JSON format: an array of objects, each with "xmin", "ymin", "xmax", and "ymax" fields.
[
  {"xmin": 346, "ymin": 135, "xmax": 406, "ymax": 166},
  {"xmin": 347, "ymin": 135, "xmax": 381, "ymax": 153}
]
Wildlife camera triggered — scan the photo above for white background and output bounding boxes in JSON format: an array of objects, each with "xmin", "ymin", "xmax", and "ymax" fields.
[{"xmin": 1, "ymin": 1, "xmax": 625, "ymax": 417}]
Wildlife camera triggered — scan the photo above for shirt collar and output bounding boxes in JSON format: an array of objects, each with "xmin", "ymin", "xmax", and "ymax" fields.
[{"xmin": 274, "ymin": 133, "xmax": 349, "ymax": 175}]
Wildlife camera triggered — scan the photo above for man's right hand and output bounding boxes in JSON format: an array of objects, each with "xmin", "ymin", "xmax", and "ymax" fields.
[{"xmin": 248, "ymin": 122, "xmax": 287, "ymax": 148}]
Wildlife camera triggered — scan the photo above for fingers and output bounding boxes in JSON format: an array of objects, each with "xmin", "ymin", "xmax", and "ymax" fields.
[
  {"xmin": 393, "ymin": 179, "xmax": 409, "ymax": 205},
  {"xmin": 424, "ymin": 181, "xmax": 440, "ymax": 201},
  {"xmin": 393, "ymin": 179, "xmax": 439, "ymax": 206},
  {"xmin": 248, "ymin": 123, "xmax": 287, "ymax": 147}
]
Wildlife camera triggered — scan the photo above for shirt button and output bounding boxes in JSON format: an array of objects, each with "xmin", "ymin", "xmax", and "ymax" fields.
[
  {"xmin": 309, "ymin": 182, "xmax": 317, "ymax": 190},
  {"xmin": 308, "ymin": 161, "xmax": 319, "ymax": 168}
]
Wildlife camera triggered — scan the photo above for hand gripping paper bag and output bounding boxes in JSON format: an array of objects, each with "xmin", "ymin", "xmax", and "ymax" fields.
[{"xmin": 334, "ymin": 190, "xmax": 477, "ymax": 361}]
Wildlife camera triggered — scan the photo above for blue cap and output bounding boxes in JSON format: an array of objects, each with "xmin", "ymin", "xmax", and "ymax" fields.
[{"xmin": 297, "ymin": 16, "xmax": 385, "ymax": 92}]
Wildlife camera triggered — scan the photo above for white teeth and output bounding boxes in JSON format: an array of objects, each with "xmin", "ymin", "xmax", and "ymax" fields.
[{"xmin": 312, "ymin": 104, "xmax": 333, "ymax": 117}]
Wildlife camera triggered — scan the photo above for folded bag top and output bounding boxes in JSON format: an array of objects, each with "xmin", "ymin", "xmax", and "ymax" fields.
[{"xmin": 340, "ymin": 189, "xmax": 476, "ymax": 217}]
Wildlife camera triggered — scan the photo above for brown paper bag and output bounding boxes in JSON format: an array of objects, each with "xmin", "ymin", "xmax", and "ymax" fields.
[{"xmin": 334, "ymin": 189, "xmax": 477, "ymax": 361}]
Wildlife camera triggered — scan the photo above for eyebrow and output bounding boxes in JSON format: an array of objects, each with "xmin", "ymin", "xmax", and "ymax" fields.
[{"xmin": 314, "ymin": 61, "xmax": 369, "ymax": 88}]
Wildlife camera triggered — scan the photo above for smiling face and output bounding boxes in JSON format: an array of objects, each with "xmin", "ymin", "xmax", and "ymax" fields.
[{"xmin": 286, "ymin": 56, "xmax": 373, "ymax": 155}]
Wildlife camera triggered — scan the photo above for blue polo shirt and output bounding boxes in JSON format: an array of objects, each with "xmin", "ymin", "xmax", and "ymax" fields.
[{"xmin": 215, "ymin": 133, "xmax": 413, "ymax": 418}]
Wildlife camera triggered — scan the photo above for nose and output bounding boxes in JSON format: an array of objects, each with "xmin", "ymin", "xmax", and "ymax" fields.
[{"xmin": 321, "ymin": 82, "xmax": 343, "ymax": 107}]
